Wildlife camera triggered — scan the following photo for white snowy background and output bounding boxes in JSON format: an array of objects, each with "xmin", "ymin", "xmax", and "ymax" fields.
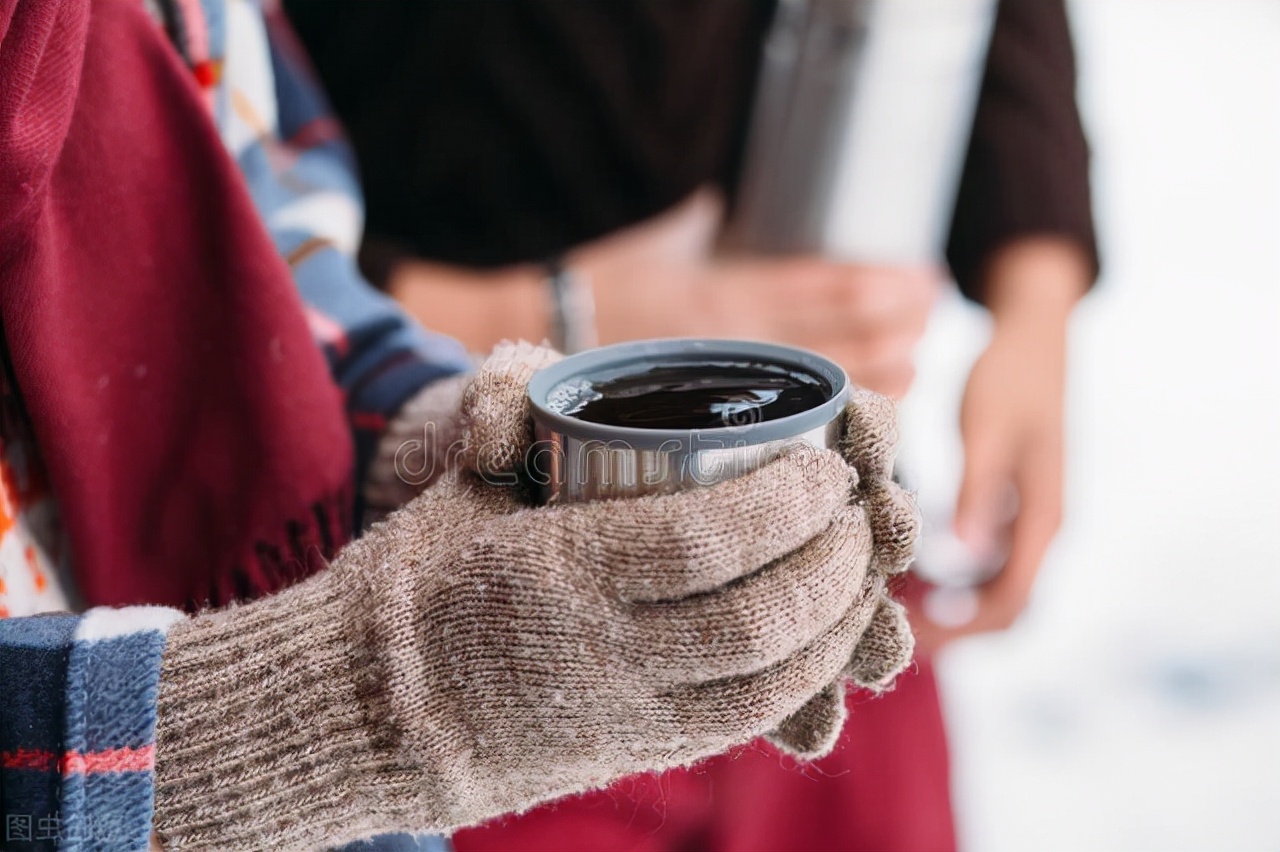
[{"xmin": 899, "ymin": 1, "xmax": 1280, "ymax": 849}]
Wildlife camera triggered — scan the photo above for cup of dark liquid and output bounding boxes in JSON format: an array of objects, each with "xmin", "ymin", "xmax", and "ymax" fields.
[{"xmin": 526, "ymin": 339, "xmax": 850, "ymax": 503}]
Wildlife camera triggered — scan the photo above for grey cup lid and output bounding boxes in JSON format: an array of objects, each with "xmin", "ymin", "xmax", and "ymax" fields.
[{"xmin": 527, "ymin": 338, "xmax": 851, "ymax": 450}]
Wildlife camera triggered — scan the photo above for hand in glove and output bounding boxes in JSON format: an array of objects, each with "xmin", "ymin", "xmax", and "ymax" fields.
[
  {"xmin": 153, "ymin": 344, "xmax": 914, "ymax": 850},
  {"xmin": 768, "ymin": 387, "xmax": 920, "ymax": 757},
  {"xmin": 363, "ymin": 371, "xmax": 472, "ymax": 521}
]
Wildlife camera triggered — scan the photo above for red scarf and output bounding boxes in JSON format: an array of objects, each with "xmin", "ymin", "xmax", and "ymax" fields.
[{"xmin": 0, "ymin": 0, "xmax": 353, "ymax": 608}]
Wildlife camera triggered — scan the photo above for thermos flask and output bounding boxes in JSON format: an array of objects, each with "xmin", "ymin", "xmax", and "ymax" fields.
[{"xmin": 526, "ymin": 339, "xmax": 850, "ymax": 504}]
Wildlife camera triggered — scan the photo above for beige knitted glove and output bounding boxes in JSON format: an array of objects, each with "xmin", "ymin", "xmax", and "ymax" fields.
[
  {"xmin": 363, "ymin": 372, "xmax": 472, "ymax": 521},
  {"xmin": 766, "ymin": 387, "xmax": 920, "ymax": 757},
  {"xmin": 153, "ymin": 344, "xmax": 912, "ymax": 849}
]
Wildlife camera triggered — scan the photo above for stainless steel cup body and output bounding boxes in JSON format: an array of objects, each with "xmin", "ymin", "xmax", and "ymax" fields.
[{"xmin": 526, "ymin": 339, "xmax": 850, "ymax": 504}]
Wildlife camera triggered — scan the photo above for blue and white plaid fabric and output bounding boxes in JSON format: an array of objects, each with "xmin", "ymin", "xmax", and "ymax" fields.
[
  {"xmin": 201, "ymin": 0, "xmax": 472, "ymax": 494},
  {"xmin": 0, "ymin": 607, "xmax": 182, "ymax": 852}
]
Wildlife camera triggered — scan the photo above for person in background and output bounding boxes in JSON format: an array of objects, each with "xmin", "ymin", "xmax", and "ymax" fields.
[
  {"xmin": 289, "ymin": 1, "xmax": 1097, "ymax": 849},
  {"xmin": 0, "ymin": 1, "xmax": 918, "ymax": 848}
]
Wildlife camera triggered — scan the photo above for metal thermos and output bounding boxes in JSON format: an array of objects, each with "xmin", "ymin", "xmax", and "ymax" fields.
[
  {"xmin": 725, "ymin": 0, "xmax": 997, "ymax": 263},
  {"xmin": 526, "ymin": 339, "xmax": 850, "ymax": 504}
]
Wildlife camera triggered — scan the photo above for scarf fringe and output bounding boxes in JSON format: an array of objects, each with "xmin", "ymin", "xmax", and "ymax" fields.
[{"xmin": 197, "ymin": 486, "xmax": 352, "ymax": 611}]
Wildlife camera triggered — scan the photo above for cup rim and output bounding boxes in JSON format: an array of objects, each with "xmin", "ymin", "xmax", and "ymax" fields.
[{"xmin": 527, "ymin": 338, "xmax": 851, "ymax": 450}]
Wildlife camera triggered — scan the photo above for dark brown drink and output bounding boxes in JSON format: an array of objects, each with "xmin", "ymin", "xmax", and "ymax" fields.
[{"xmin": 561, "ymin": 362, "xmax": 831, "ymax": 430}]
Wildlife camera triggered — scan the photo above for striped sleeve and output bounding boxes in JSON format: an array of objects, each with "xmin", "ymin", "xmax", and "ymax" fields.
[
  {"xmin": 0, "ymin": 607, "xmax": 184, "ymax": 852},
  {"xmin": 209, "ymin": 0, "xmax": 472, "ymax": 492}
]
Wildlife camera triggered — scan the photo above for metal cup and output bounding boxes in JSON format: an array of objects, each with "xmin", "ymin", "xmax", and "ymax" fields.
[{"xmin": 526, "ymin": 339, "xmax": 850, "ymax": 504}]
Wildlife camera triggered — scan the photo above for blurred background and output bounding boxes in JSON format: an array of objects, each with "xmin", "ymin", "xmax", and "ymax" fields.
[{"xmin": 903, "ymin": 1, "xmax": 1280, "ymax": 848}]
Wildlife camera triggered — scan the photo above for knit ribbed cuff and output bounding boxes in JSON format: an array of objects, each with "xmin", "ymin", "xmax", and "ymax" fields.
[{"xmin": 152, "ymin": 573, "xmax": 389, "ymax": 850}]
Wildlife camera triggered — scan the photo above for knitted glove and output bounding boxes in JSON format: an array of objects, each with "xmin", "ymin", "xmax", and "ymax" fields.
[
  {"xmin": 152, "ymin": 344, "xmax": 912, "ymax": 849},
  {"xmin": 766, "ymin": 387, "xmax": 920, "ymax": 757},
  {"xmin": 364, "ymin": 372, "xmax": 472, "ymax": 521}
]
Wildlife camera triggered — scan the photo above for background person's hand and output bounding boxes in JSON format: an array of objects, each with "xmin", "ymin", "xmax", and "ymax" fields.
[
  {"xmin": 388, "ymin": 188, "xmax": 941, "ymax": 399},
  {"xmin": 912, "ymin": 329, "xmax": 1065, "ymax": 652},
  {"xmin": 690, "ymin": 257, "xmax": 942, "ymax": 399},
  {"xmin": 575, "ymin": 190, "xmax": 942, "ymax": 398},
  {"xmin": 911, "ymin": 238, "xmax": 1090, "ymax": 653},
  {"xmin": 589, "ymin": 255, "xmax": 942, "ymax": 399}
]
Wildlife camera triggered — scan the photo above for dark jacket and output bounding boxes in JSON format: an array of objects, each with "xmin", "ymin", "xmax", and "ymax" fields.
[{"xmin": 289, "ymin": 0, "xmax": 1097, "ymax": 302}]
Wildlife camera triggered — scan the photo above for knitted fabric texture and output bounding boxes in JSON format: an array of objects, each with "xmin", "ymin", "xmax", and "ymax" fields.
[
  {"xmin": 767, "ymin": 387, "xmax": 920, "ymax": 757},
  {"xmin": 153, "ymin": 344, "xmax": 916, "ymax": 848},
  {"xmin": 364, "ymin": 373, "xmax": 474, "ymax": 522}
]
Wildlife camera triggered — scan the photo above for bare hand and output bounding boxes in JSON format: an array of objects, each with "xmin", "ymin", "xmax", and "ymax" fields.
[
  {"xmin": 911, "ymin": 330, "xmax": 1065, "ymax": 653},
  {"xmin": 388, "ymin": 190, "xmax": 940, "ymax": 399},
  {"xmin": 698, "ymin": 258, "xmax": 941, "ymax": 399},
  {"xmin": 910, "ymin": 238, "xmax": 1089, "ymax": 653},
  {"xmin": 574, "ymin": 194, "xmax": 942, "ymax": 399}
]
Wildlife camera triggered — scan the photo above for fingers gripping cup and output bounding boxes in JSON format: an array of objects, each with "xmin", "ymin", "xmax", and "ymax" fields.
[{"xmin": 527, "ymin": 339, "xmax": 851, "ymax": 503}]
